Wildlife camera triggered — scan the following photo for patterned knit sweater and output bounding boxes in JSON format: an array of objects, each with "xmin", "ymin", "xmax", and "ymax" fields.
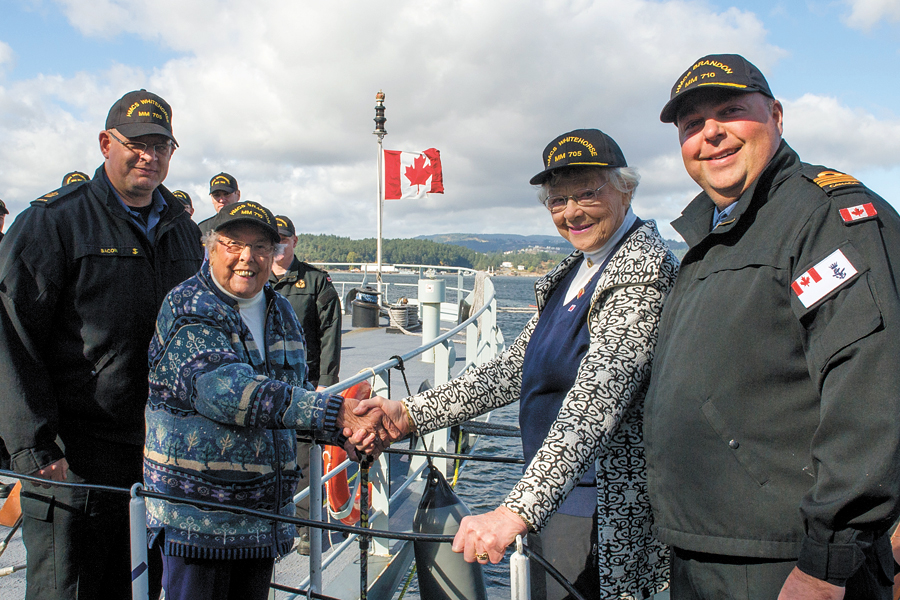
[{"xmin": 143, "ymin": 263, "xmax": 343, "ymax": 559}]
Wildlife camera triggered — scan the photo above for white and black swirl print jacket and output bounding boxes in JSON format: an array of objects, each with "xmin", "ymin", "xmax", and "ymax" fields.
[{"xmin": 404, "ymin": 219, "xmax": 679, "ymax": 599}]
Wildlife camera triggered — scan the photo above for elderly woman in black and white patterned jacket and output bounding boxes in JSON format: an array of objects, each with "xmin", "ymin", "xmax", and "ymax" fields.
[{"xmin": 357, "ymin": 129, "xmax": 679, "ymax": 600}]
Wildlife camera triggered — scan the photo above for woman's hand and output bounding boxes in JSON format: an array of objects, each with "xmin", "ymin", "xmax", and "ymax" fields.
[
  {"xmin": 451, "ymin": 506, "xmax": 529, "ymax": 564},
  {"xmin": 353, "ymin": 396, "xmax": 410, "ymax": 444}
]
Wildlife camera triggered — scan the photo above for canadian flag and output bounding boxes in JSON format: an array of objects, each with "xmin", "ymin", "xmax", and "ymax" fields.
[
  {"xmin": 384, "ymin": 149, "xmax": 444, "ymax": 200},
  {"xmin": 839, "ymin": 202, "xmax": 877, "ymax": 223},
  {"xmin": 790, "ymin": 248, "xmax": 858, "ymax": 308}
]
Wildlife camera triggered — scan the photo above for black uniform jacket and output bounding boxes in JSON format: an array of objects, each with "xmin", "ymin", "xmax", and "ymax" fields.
[
  {"xmin": 645, "ymin": 141, "xmax": 900, "ymax": 583},
  {"xmin": 268, "ymin": 257, "xmax": 341, "ymax": 386},
  {"xmin": 0, "ymin": 166, "xmax": 203, "ymax": 475}
]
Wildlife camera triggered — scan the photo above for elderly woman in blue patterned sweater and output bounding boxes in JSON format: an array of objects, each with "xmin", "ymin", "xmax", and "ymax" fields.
[
  {"xmin": 143, "ymin": 201, "xmax": 391, "ymax": 600},
  {"xmin": 359, "ymin": 129, "xmax": 679, "ymax": 600}
]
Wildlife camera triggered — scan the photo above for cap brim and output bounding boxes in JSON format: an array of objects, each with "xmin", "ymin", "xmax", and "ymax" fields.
[
  {"xmin": 214, "ymin": 217, "xmax": 280, "ymax": 243},
  {"xmin": 210, "ymin": 185, "xmax": 237, "ymax": 193},
  {"xmin": 115, "ymin": 122, "xmax": 178, "ymax": 145},
  {"xmin": 660, "ymin": 84, "xmax": 765, "ymax": 123},
  {"xmin": 529, "ymin": 171, "xmax": 552, "ymax": 186}
]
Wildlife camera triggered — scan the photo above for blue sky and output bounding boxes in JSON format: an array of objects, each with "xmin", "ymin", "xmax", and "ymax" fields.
[
  {"xmin": 1, "ymin": 4, "xmax": 181, "ymax": 80},
  {"xmin": 1, "ymin": 0, "xmax": 899, "ymax": 241}
]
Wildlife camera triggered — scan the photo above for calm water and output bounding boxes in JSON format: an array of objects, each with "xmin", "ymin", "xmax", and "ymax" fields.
[{"xmin": 328, "ymin": 273, "xmax": 538, "ymax": 599}]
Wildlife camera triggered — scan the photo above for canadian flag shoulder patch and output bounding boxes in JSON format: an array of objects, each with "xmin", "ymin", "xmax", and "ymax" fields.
[
  {"xmin": 790, "ymin": 249, "xmax": 858, "ymax": 308},
  {"xmin": 839, "ymin": 202, "xmax": 878, "ymax": 224}
]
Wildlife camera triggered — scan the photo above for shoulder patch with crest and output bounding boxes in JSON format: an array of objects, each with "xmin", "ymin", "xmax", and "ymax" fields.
[{"xmin": 791, "ymin": 248, "xmax": 858, "ymax": 309}]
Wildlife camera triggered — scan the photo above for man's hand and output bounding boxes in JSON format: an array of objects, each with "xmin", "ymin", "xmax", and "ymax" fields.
[
  {"xmin": 778, "ymin": 567, "xmax": 845, "ymax": 600},
  {"xmin": 29, "ymin": 458, "xmax": 69, "ymax": 489},
  {"xmin": 354, "ymin": 395, "xmax": 409, "ymax": 442},
  {"xmin": 337, "ymin": 396, "xmax": 402, "ymax": 459},
  {"xmin": 450, "ymin": 506, "xmax": 529, "ymax": 564}
]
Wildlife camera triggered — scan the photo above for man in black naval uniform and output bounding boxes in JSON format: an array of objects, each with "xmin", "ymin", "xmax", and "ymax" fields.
[
  {"xmin": 197, "ymin": 172, "xmax": 240, "ymax": 234},
  {"xmin": 269, "ymin": 215, "xmax": 341, "ymax": 553},
  {"xmin": 270, "ymin": 215, "xmax": 341, "ymax": 388},
  {"xmin": 644, "ymin": 54, "xmax": 900, "ymax": 599},
  {"xmin": 0, "ymin": 89, "xmax": 203, "ymax": 599}
]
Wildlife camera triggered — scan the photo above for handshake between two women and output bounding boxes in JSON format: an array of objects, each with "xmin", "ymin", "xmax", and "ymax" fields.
[
  {"xmin": 335, "ymin": 394, "xmax": 410, "ymax": 460},
  {"xmin": 333, "ymin": 394, "xmax": 530, "ymax": 565}
]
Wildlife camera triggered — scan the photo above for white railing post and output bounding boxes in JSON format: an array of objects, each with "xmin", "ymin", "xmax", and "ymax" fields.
[
  {"xmin": 510, "ymin": 535, "xmax": 530, "ymax": 600},
  {"xmin": 308, "ymin": 442, "xmax": 323, "ymax": 595},
  {"xmin": 129, "ymin": 483, "xmax": 149, "ymax": 600},
  {"xmin": 418, "ymin": 278, "xmax": 445, "ymax": 363}
]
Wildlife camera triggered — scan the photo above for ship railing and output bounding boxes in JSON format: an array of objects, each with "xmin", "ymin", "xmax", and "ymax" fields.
[
  {"xmin": 0, "ymin": 451, "xmax": 591, "ymax": 600},
  {"xmin": 310, "ymin": 262, "xmax": 479, "ymax": 309},
  {"xmin": 293, "ymin": 269, "xmax": 503, "ymax": 597}
]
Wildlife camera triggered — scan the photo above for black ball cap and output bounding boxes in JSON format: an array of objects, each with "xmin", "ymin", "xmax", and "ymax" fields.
[
  {"xmin": 105, "ymin": 89, "xmax": 177, "ymax": 143},
  {"xmin": 212, "ymin": 201, "xmax": 280, "ymax": 243},
  {"xmin": 172, "ymin": 190, "xmax": 192, "ymax": 207},
  {"xmin": 660, "ymin": 54, "xmax": 774, "ymax": 123},
  {"xmin": 210, "ymin": 172, "xmax": 238, "ymax": 194},
  {"xmin": 0, "ymin": 199, "xmax": 7, "ymax": 216},
  {"xmin": 275, "ymin": 215, "xmax": 296, "ymax": 237},
  {"xmin": 62, "ymin": 171, "xmax": 90, "ymax": 186},
  {"xmin": 529, "ymin": 129, "xmax": 627, "ymax": 185}
]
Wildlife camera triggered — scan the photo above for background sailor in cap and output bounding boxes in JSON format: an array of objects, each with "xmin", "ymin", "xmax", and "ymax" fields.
[
  {"xmin": 173, "ymin": 189, "xmax": 195, "ymax": 218},
  {"xmin": 61, "ymin": 171, "xmax": 90, "ymax": 187},
  {"xmin": 0, "ymin": 89, "xmax": 202, "ymax": 599},
  {"xmin": 645, "ymin": 54, "xmax": 900, "ymax": 599},
  {"xmin": 269, "ymin": 214, "xmax": 342, "ymax": 555},
  {"xmin": 197, "ymin": 171, "xmax": 240, "ymax": 233}
]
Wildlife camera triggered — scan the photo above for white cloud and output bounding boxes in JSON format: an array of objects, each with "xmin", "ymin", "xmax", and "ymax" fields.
[
  {"xmin": 0, "ymin": 0, "xmax": 819, "ymax": 243},
  {"xmin": 841, "ymin": 0, "xmax": 900, "ymax": 30},
  {"xmin": 783, "ymin": 93, "xmax": 900, "ymax": 170}
]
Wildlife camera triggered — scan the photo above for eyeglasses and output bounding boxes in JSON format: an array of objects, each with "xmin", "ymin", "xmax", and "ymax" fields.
[
  {"xmin": 543, "ymin": 182, "xmax": 610, "ymax": 214},
  {"xmin": 216, "ymin": 239, "xmax": 276, "ymax": 258},
  {"xmin": 107, "ymin": 130, "xmax": 176, "ymax": 158}
]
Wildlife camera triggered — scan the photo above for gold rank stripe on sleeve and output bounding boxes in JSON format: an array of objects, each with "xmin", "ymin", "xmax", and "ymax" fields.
[{"xmin": 813, "ymin": 170, "xmax": 861, "ymax": 192}]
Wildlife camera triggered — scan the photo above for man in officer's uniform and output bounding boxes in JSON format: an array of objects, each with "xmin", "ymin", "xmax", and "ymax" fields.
[
  {"xmin": 197, "ymin": 172, "xmax": 240, "ymax": 234},
  {"xmin": 0, "ymin": 89, "xmax": 203, "ymax": 599},
  {"xmin": 644, "ymin": 54, "xmax": 900, "ymax": 599},
  {"xmin": 269, "ymin": 214, "xmax": 342, "ymax": 554},
  {"xmin": 270, "ymin": 215, "xmax": 341, "ymax": 388}
]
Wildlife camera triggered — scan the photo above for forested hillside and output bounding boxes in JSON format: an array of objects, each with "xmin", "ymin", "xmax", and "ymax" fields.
[
  {"xmin": 294, "ymin": 233, "xmax": 687, "ymax": 271},
  {"xmin": 293, "ymin": 234, "xmax": 566, "ymax": 272}
]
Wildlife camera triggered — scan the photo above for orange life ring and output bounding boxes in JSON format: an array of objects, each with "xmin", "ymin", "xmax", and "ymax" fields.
[{"xmin": 324, "ymin": 381, "xmax": 374, "ymax": 525}]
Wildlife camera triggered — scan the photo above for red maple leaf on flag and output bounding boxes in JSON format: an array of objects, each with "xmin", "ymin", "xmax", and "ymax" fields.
[
  {"xmin": 851, "ymin": 207, "xmax": 864, "ymax": 216},
  {"xmin": 800, "ymin": 276, "xmax": 811, "ymax": 287},
  {"xmin": 404, "ymin": 155, "xmax": 432, "ymax": 191}
]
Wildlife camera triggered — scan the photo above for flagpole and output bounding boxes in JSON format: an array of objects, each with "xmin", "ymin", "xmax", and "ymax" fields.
[{"xmin": 373, "ymin": 91, "xmax": 387, "ymax": 301}]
